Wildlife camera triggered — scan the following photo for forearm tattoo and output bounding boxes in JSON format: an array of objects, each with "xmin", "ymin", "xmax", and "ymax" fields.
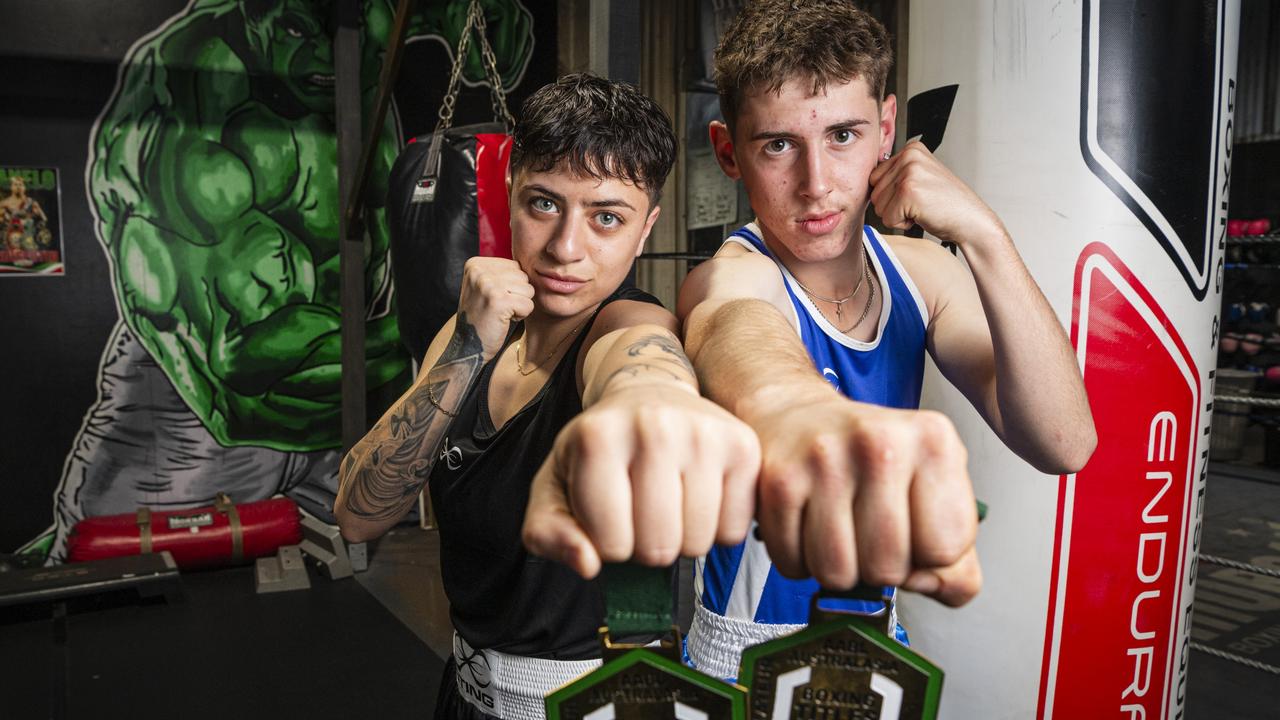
[
  {"xmin": 602, "ymin": 332, "xmax": 697, "ymax": 390},
  {"xmin": 341, "ymin": 314, "xmax": 485, "ymax": 520}
]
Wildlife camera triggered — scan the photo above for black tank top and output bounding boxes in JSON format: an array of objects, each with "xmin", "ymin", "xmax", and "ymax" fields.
[{"xmin": 429, "ymin": 286, "xmax": 662, "ymax": 660}]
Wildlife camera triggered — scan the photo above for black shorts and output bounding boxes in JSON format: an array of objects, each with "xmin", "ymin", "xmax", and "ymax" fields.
[{"xmin": 434, "ymin": 657, "xmax": 500, "ymax": 720}]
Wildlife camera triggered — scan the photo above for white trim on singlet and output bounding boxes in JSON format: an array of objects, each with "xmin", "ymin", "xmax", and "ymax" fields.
[
  {"xmin": 872, "ymin": 226, "xmax": 932, "ymax": 331},
  {"xmin": 723, "ymin": 223, "xmax": 931, "ymax": 350}
]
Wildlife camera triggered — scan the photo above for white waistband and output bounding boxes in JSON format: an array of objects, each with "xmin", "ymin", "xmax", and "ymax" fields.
[
  {"xmin": 685, "ymin": 604, "xmax": 805, "ymax": 681},
  {"xmin": 452, "ymin": 633, "xmax": 601, "ymax": 720}
]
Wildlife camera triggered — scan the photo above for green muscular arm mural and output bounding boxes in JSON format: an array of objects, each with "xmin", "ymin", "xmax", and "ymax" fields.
[
  {"xmin": 90, "ymin": 6, "xmax": 408, "ymax": 451},
  {"xmin": 87, "ymin": 0, "xmax": 535, "ymax": 451}
]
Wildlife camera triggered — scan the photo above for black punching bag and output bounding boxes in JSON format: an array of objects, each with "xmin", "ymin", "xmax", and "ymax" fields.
[{"xmin": 387, "ymin": 123, "xmax": 514, "ymax": 362}]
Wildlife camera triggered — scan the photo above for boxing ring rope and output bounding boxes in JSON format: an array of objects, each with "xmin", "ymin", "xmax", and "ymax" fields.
[
  {"xmin": 1226, "ymin": 233, "xmax": 1280, "ymax": 245},
  {"xmin": 1190, "ymin": 642, "xmax": 1280, "ymax": 676},
  {"xmin": 1214, "ymin": 394, "xmax": 1280, "ymax": 408}
]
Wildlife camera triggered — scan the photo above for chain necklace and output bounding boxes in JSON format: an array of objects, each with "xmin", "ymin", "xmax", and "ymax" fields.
[
  {"xmin": 515, "ymin": 316, "xmax": 591, "ymax": 376},
  {"xmin": 791, "ymin": 257, "xmax": 867, "ymax": 322},
  {"xmin": 799, "ymin": 247, "xmax": 877, "ymax": 334}
]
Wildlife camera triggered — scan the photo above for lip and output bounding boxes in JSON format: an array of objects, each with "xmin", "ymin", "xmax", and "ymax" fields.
[
  {"xmin": 796, "ymin": 211, "xmax": 842, "ymax": 235},
  {"xmin": 536, "ymin": 271, "xmax": 588, "ymax": 294}
]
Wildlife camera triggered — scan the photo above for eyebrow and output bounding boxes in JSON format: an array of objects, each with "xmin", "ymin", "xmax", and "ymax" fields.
[
  {"xmin": 524, "ymin": 184, "xmax": 638, "ymax": 212},
  {"xmin": 749, "ymin": 118, "xmax": 872, "ymax": 141}
]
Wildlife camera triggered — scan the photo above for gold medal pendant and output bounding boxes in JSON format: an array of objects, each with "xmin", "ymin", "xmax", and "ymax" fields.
[{"xmin": 738, "ymin": 589, "xmax": 945, "ymax": 720}]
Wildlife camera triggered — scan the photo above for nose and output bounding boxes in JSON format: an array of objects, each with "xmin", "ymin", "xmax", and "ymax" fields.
[
  {"xmin": 798, "ymin": 145, "xmax": 831, "ymax": 200},
  {"xmin": 545, "ymin": 212, "xmax": 587, "ymax": 264}
]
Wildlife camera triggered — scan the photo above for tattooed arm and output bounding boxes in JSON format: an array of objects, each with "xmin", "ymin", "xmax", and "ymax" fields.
[
  {"xmin": 335, "ymin": 315, "xmax": 484, "ymax": 543},
  {"xmin": 522, "ymin": 302, "xmax": 762, "ymax": 578},
  {"xmin": 336, "ymin": 257, "xmax": 535, "ymax": 543}
]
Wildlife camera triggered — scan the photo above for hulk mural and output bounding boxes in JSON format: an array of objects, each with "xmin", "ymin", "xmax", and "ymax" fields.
[{"xmin": 36, "ymin": 0, "xmax": 534, "ymax": 561}]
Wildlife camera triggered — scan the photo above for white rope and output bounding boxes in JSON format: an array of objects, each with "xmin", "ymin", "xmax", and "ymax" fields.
[
  {"xmin": 1226, "ymin": 233, "xmax": 1280, "ymax": 245},
  {"xmin": 1191, "ymin": 642, "xmax": 1280, "ymax": 675},
  {"xmin": 1199, "ymin": 553, "xmax": 1280, "ymax": 580},
  {"xmin": 1213, "ymin": 394, "xmax": 1280, "ymax": 407}
]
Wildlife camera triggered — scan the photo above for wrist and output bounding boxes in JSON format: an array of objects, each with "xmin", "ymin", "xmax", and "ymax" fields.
[
  {"xmin": 735, "ymin": 379, "xmax": 839, "ymax": 429},
  {"xmin": 941, "ymin": 215, "xmax": 1010, "ymax": 252},
  {"xmin": 589, "ymin": 370, "xmax": 698, "ymax": 408}
]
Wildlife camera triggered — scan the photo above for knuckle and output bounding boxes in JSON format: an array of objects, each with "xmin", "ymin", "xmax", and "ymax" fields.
[
  {"xmin": 633, "ymin": 544, "xmax": 678, "ymax": 567},
  {"xmin": 596, "ymin": 538, "xmax": 632, "ymax": 563},
  {"xmin": 923, "ymin": 531, "xmax": 971, "ymax": 568},
  {"xmin": 862, "ymin": 556, "xmax": 907, "ymax": 588},
  {"xmin": 760, "ymin": 466, "xmax": 807, "ymax": 510}
]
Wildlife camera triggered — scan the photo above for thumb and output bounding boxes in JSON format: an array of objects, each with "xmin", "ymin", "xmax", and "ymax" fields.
[
  {"xmin": 901, "ymin": 547, "xmax": 983, "ymax": 607},
  {"xmin": 522, "ymin": 450, "xmax": 601, "ymax": 578}
]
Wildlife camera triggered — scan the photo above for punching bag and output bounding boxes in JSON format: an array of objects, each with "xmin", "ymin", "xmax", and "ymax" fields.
[
  {"xmin": 899, "ymin": 2, "xmax": 1239, "ymax": 718},
  {"xmin": 386, "ymin": 124, "xmax": 514, "ymax": 362}
]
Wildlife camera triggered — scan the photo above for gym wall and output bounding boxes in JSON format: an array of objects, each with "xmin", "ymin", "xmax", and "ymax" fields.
[{"xmin": 0, "ymin": 0, "xmax": 559, "ymax": 559}]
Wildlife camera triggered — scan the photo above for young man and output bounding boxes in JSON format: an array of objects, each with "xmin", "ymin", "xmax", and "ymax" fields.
[
  {"xmin": 336, "ymin": 74, "xmax": 759, "ymax": 719},
  {"xmin": 676, "ymin": 0, "xmax": 1097, "ymax": 679}
]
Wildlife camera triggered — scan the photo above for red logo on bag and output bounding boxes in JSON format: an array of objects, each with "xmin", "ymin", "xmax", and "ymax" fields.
[{"xmin": 1037, "ymin": 243, "xmax": 1200, "ymax": 719}]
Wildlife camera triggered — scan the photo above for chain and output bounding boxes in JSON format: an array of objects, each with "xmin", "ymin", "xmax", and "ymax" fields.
[
  {"xmin": 473, "ymin": 1, "xmax": 516, "ymax": 130},
  {"xmin": 1199, "ymin": 553, "xmax": 1280, "ymax": 579},
  {"xmin": 434, "ymin": 0, "xmax": 515, "ymax": 135},
  {"xmin": 434, "ymin": 2, "xmax": 479, "ymax": 135},
  {"xmin": 1190, "ymin": 642, "xmax": 1280, "ymax": 675}
]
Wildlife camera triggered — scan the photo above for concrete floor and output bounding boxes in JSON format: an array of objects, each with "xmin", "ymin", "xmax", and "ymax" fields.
[{"xmin": 355, "ymin": 525, "xmax": 454, "ymax": 660}]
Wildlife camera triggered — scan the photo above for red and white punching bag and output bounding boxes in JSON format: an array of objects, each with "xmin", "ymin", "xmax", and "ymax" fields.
[{"xmin": 899, "ymin": 2, "xmax": 1240, "ymax": 718}]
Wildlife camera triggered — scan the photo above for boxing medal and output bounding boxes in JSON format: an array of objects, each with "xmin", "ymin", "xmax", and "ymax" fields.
[
  {"xmin": 738, "ymin": 587, "xmax": 944, "ymax": 720},
  {"xmin": 546, "ymin": 564, "xmax": 748, "ymax": 720}
]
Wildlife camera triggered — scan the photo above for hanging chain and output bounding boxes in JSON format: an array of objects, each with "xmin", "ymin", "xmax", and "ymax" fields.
[
  {"xmin": 434, "ymin": 2, "xmax": 478, "ymax": 135},
  {"xmin": 434, "ymin": 0, "xmax": 515, "ymax": 135},
  {"xmin": 473, "ymin": 1, "xmax": 516, "ymax": 131}
]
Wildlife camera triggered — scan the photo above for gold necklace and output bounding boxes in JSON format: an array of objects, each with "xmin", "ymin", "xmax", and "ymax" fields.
[
  {"xmin": 799, "ymin": 247, "xmax": 876, "ymax": 333},
  {"xmin": 791, "ymin": 258, "xmax": 867, "ymax": 322},
  {"xmin": 515, "ymin": 316, "xmax": 590, "ymax": 376}
]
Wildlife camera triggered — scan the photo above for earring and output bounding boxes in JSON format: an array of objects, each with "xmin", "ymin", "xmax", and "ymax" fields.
[{"xmin": 882, "ymin": 152, "xmax": 891, "ymax": 161}]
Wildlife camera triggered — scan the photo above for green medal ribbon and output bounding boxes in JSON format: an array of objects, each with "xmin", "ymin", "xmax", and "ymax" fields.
[{"xmin": 600, "ymin": 563, "xmax": 673, "ymax": 638}]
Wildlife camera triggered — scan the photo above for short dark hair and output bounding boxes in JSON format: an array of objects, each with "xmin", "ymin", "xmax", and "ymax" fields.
[
  {"xmin": 714, "ymin": 0, "xmax": 893, "ymax": 129},
  {"xmin": 510, "ymin": 73, "xmax": 677, "ymax": 204}
]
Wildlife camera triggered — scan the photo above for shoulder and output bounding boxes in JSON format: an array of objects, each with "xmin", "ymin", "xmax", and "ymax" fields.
[
  {"xmin": 880, "ymin": 233, "xmax": 969, "ymax": 320},
  {"xmin": 592, "ymin": 293, "xmax": 679, "ymax": 340},
  {"xmin": 676, "ymin": 243, "xmax": 788, "ymax": 321}
]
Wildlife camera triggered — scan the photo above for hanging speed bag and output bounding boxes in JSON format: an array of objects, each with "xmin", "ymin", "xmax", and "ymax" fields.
[{"xmin": 387, "ymin": 123, "xmax": 514, "ymax": 362}]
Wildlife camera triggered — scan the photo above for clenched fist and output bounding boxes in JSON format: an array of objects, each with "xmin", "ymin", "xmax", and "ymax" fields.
[
  {"xmin": 523, "ymin": 385, "xmax": 761, "ymax": 578},
  {"xmin": 458, "ymin": 256, "xmax": 536, "ymax": 361},
  {"xmin": 751, "ymin": 390, "xmax": 982, "ymax": 607}
]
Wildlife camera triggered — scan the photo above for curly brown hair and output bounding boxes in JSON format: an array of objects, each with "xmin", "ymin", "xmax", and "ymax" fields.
[{"xmin": 714, "ymin": 0, "xmax": 893, "ymax": 129}]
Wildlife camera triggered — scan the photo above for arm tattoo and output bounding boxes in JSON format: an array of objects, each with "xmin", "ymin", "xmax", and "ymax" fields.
[
  {"xmin": 624, "ymin": 333, "xmax": 696, "ymax": 376},
  {"xmin": 599, "ymin": 332, "xmax": 696, "ymax": 393},
  {"xmin": 341, "ymin": 313, "xmax": 486, "ymax": 521}
]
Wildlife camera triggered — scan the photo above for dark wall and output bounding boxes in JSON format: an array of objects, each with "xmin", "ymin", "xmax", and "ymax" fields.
[{"xmin": 0, "ymin": 0, "xmax": 557, "ymax": 554}]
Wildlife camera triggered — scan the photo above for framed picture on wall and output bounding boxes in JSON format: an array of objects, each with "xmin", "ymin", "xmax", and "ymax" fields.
[{"xmin": 1, "ymin": 166, "xmax": 63, "ymax": 276}]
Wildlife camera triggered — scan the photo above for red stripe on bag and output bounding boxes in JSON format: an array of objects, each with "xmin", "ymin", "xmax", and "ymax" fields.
[{"xmin": 475, "ymin": 134, "xmax": 513, "ymax": 259}]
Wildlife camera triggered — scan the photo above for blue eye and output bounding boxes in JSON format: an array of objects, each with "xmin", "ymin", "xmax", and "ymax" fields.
[
  {"xmin": 532, "ymin": 197, "xmax": 557, "ymax": 213},
  {"xmin": 597, "ymin": 212, "xmax": 620, "ymax": 228}
]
